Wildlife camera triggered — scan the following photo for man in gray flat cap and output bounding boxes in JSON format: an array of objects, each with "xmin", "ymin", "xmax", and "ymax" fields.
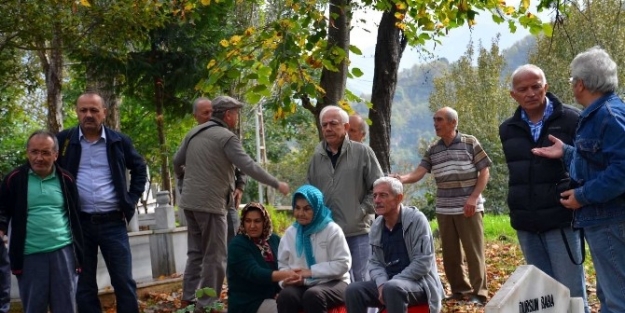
[{"xmin": 174, "ymin": 96, "xmax": 290, "ymax": 310}]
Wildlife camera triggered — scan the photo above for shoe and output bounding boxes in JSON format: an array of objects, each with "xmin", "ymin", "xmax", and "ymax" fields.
[
  {"xmin": 444, "ymin": 293, "xmax": 465, "ymax": 301},
  {"xmin": 469, "ymin": 295, "xmax": 487, "ymax": 305}
]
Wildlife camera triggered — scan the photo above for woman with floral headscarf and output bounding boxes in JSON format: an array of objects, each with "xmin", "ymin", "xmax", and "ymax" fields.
[
  {"xmin": 227, "ymin": 203, "xmax": 299, "ymax": 313},
  {"xmin": 277, "ymin": 185, "xmax": 352, "ymax": 313}
]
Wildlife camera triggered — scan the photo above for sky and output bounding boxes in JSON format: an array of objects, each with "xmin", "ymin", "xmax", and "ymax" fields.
[{"xmin": 347, "ymin": 4, "xmax": 554, "ymax": 94}]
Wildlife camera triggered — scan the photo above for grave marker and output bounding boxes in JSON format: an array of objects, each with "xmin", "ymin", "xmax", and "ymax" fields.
[{"xmin": 485, "ymin": 265, "xmax": 584, "ymax": 313}]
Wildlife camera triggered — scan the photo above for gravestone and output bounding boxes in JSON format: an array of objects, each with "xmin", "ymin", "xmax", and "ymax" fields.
[{"xmin": 485, "ymin": 265, "xmax": 585, "ymax": 313}]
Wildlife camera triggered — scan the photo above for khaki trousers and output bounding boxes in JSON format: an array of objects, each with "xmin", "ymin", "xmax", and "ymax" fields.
[{"xmin": 436, "ymin": 212, "xmax": 487, "ymax": 297}]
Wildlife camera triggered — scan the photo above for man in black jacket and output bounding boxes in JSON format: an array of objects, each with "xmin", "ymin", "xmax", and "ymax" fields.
[
  {"xmin": 56, "ymin": 93, "xmax": 147, "ymax": 313},
  {"xmin": 0, "ymin": 130, "xmax": 84, "ymax": 312},
  {"xmin": 500, "ymin": 64, "xmax": 589, "ymax": 313}
]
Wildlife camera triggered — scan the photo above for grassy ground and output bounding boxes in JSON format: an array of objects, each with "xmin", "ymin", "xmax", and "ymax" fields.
[{"xmin": 131, "ymin": 213, "xmax": 600, "ymax": 312}]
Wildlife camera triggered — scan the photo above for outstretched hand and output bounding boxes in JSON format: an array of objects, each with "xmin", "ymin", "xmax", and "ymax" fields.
[
  {"xmin": 277, "ymin": 182, "xmax": 290, "ymax": 196},
  {"xmin": 531, "ymin": 135, "xmax": 565, "ymax": 159}
]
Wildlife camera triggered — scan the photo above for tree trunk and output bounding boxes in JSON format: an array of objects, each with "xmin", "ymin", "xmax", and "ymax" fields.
[
  {"xmin": 369, "ymin": 8, "xmax": 407, "ymax": 174},
  {"xmin": 86, "ymin": 66, "xmax": 121, "ymax": 131},
  {"xmin": 154, "ymin": 75, "xmax": 172, "ymax": 197},
  {"xmin": 313, "ymin": 0, "xmax": 351, "ymax": 138},
  {"xmin": 37, "ymin": 26, "xmax": 64, "ymax": 133}
]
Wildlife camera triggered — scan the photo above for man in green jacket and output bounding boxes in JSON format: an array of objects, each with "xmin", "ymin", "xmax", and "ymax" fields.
[{"xmin": 307, "ymin": 105, "xmax": 383, "ymax": 283}]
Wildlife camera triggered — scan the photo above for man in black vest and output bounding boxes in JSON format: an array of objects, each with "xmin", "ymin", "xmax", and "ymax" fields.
[{"xmin": 499, "ymin": 64, "xmax": 589, "ymax": 313}]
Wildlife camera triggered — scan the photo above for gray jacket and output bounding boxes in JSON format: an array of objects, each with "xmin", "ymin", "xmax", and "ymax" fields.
[
  {"xmin": 173, "ymin": 118, "xmax": 279, "ymax": 214},
  {"xmin": 368, "ymin": 205, "xmax": 444, "ymax": 313},
  {"xmin": 307, "ymin": 138, "xmax": 383, "ymax": 237}
]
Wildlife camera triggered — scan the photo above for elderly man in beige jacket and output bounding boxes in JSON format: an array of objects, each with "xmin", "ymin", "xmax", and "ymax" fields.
[{"xmin": 174, "ymin": 96, "xmax": 289, "ymax": 310}]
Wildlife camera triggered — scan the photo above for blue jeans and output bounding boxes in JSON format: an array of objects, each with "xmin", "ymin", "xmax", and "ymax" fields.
[
  {"xmin": 77, "ymin": 218, "xmax": 138, "ymax": 313},
  {"xmin": 346, "ymin": 234, "xmax": 370, "ymax": 282},
  {"xmin": 516, "ymin": 229, "xmax": 589, "ymax": 313},
  {"xmin": 584, "ymin": 221, "xmax": 625, "ymax": 313}
]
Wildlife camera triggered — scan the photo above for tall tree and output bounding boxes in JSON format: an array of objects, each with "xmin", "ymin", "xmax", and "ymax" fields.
[{"xmin": 200, "ymin": 0, "xmax": 555, "ymax": 173}]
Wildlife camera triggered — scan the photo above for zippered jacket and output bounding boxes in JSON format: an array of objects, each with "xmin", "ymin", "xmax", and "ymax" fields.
[{"xmin": 0, "ymin": 163, "xmax": 84, "ymax": 275}]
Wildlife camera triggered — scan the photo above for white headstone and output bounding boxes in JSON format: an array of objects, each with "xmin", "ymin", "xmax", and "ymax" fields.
[{"xmin": 485, "ymin": 265, "xmax": 584, "ymax": 313}]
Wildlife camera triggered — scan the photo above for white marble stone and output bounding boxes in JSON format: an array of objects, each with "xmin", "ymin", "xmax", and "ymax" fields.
[{"xmin": 485, "ymin": 265, "xmax": 584, "ymax": 313}]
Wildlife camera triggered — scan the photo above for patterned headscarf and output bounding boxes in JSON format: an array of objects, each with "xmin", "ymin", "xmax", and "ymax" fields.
[
  {"xmin": 238, "ymin": 202, "xmax": 274, "ymax": 262},
  {"xmin": 292, "ymin": 185, "xmax": 333, "ymax": 268}
]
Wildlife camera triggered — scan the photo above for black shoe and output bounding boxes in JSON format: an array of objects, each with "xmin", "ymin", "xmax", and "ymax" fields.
[
  {"xmin": 469, "ymin": 295, "xmax": 487, "ymax": 305},
  {"xmin": 444, "ymin": 293, "xmax": 465, "ymax": 301}
]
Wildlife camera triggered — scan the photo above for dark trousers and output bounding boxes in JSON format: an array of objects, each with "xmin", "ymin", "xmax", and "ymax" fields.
[
  {"xmin": 345, "ymin": 280, "xmax": 427, "ymax": 313},
  {"xmin": 76, "ymin": 218, "xmax": 138, "ymax": 313},
  {"xmin": 17, "ymin": 245, "xmax": 77, "ymax": 313},
  {"xmin": 277, "ymin": 280, "xmax": 347, "ymax": 313},
  {"xmin": 0, "ymin": 242, "xmax": 9, "ymax": 313}
]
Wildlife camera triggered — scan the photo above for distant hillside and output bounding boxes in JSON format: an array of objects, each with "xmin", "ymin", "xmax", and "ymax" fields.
[{"xmin": 353, "ymin": 35, "xmax": 536, "ymax": 170}]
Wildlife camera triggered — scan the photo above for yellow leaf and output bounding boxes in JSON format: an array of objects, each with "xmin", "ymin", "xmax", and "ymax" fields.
[
  {"xmin": 79, "ymin": 0, "xmax": 91, "ymax": 7},
  {"xmin": 201, "ymin": 0, "xmax": 211, "ymax": 5},
  {"xmin": 220, "ymin": 39, "xmax": 229, "ymax": 47},
  {"xmin": 521, "ymin": 0, "xmax": 530, "ymax": 10},
  {"xmin": 503, "ymin": 5, "xmax": 515, "ymax": 15},
  {"xmin": 184, "ymin": 3, "xmax": 194, "ymax": 11}
]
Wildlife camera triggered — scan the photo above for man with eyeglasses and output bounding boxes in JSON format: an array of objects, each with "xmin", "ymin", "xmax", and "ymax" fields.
[
  {"xmin": 0, "ymin": 130, "xmax": 84, "ymax": 312},
  {"xmin": 56, "ymin": 92, "xmax": 147, "ymax": 313},
  {"xmin": 307, "ymin": 105, "xmax": 383, "ymax": 283},
  {"xmin": 500, "ymin": 64, "xmax": 588, "ymax": 313},
  {"xmin": 533, "ymin": 47, "xmax": 625, "ymax": 313},
  {"xmin": 174, "ymin": 95, "xmax": 289, "ymax": 311}
]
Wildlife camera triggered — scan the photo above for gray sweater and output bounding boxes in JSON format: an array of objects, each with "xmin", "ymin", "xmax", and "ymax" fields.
[
  {"xmin": 173, "ymin": 118, "xmax": 279, "ymax": 214},
  {"xmin": 307, "ymin": 138, "xmax": 383, "ymax": 237},
  {"xmin": 368, "ymin": 205, "xmax": 444, "ymax": 313}
]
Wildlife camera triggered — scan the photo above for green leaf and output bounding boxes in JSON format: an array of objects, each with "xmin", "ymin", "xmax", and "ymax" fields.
[
  {"xmin": 304, "ymin": 83, "xmax": 316, "ymax": 95},
  {"xmin": 252, "ymin": 84, "xmax": 267, "ymax": 92},
  {"xmin": 349, "ymin": 45, "xmax": 363, "ymax": 55},
  {"xmin": 351, "ymin": 67, "xmax": 364, "ymax": 77},
  {"xmin": 542, "ymin": 22, "xmax": 553, "ymax": 37},
  {"xmin": 246, "ymin": 92, "xmax": 262, "ymax": 104},
  {"xmin": 226, "ymin": 69, "xmax": 240, "ymax": 79},
  {"xmin": 492, "ymin": 14, "xmax": 504, "ymax": 24}
]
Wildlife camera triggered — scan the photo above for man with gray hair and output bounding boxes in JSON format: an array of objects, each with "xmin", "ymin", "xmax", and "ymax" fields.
[
  {"xmin": 345, "ymin": 177, "xmax": 443, "ymax": 313},
  {"xmin": 307, "ymin": 105, "xmax": 383, "ymax": 283},
  {"xmin": 500, "ymin": 64, "xmax": 588, "ymax": 312},
  {"xmin": 393, "ymin": 107, "xmax": 490, "ymax": 305},
  {"xmin": 174, "ymin": 95, "xmax": 289, "ymax": 310},
  {"xmin": 348, "ymin": 114, "xmax": 368, "ymax": 143},
  {"xmin": 533, "ymin": 47, "xmax": 625, "ymax": 312}
]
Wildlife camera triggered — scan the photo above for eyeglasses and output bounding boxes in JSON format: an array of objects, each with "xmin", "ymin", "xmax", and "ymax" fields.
[{"xmin": 28, "ymin": 150, "xmax": 55, "ymax": 157}]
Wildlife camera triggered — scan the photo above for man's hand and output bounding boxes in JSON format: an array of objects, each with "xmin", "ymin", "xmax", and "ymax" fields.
[
  {"xmin": 277, "ymin": 182, "xmax": 290, "ymax": 196},
  {"xmin": 560, "ymin": 189, "xmax": 582, "ymax": 210},
  {"xmin": 233, "ymin": 188, "xmax": 243, "ymax": 209},
  {"xmin": 532, "ymin": 135, "xmax": 565, "ymax": 159},
  {"xmin": 377, "ymin": 284, "xmax": 385, "ymax": 305},
  {"xmin": 464, "ymin": 195, "xmax": 478, "ymax": 217}
]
